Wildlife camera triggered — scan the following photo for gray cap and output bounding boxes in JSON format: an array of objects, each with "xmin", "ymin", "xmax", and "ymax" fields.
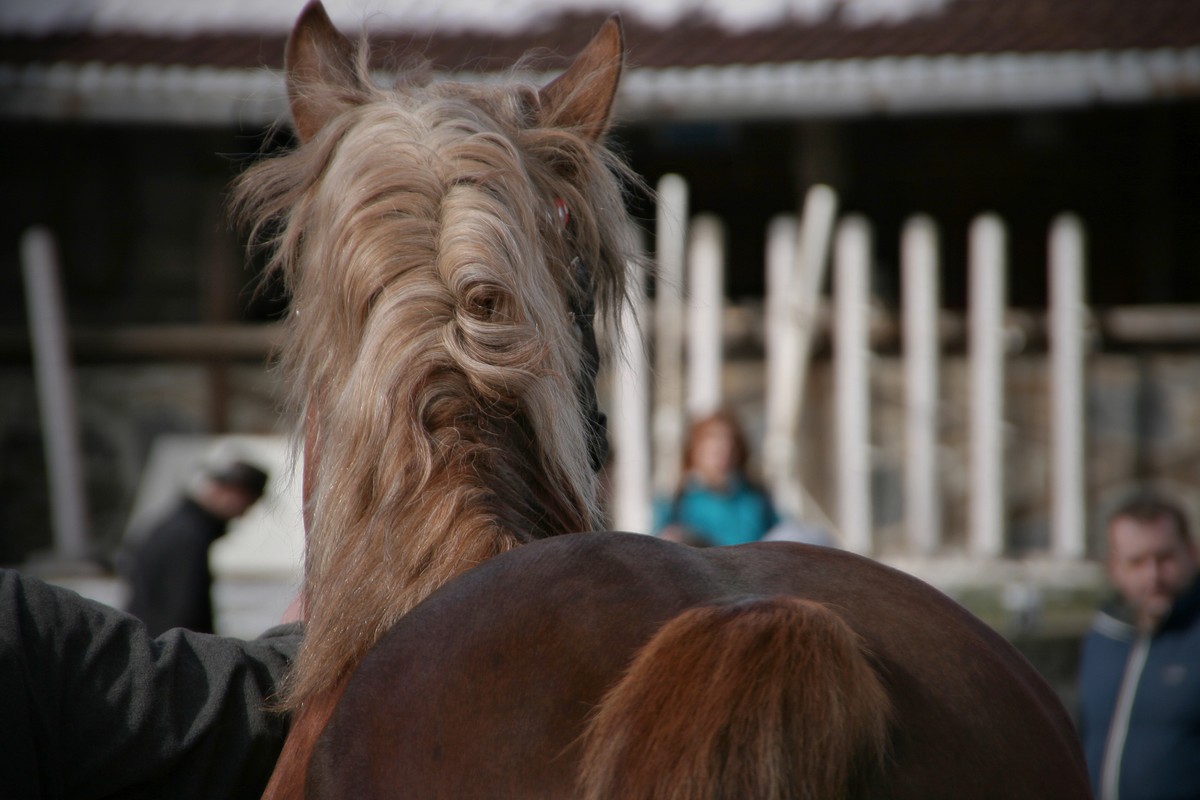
[{"xmin": 209, "ymin": 460, "xmax": 269, "ymax": 497}]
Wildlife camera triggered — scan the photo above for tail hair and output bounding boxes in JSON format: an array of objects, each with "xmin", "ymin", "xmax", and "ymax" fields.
[{"xmin": 578, "ymin": 596, "xmax": 890, "ymax": 800}]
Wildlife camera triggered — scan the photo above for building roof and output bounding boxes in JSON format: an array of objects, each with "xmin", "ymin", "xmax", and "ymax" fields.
[{"xmin": 3, "ymin": 0, "xmax": 1199, "ymax": 124}]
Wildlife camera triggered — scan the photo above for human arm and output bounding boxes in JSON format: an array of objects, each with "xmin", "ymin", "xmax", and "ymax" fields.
[{"xmin": 0, "ymin": 568, "xmax": 301, "ymax": 800}]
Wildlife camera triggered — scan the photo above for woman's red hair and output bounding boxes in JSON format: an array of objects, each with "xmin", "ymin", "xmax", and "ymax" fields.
[{"xmin": 681, "ymin": 409, "xmax": 750, "ymax": 474}]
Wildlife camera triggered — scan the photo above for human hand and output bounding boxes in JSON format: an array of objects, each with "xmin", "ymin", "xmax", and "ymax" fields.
[{"xmin": 281, "ymin": 591, "xmax": 306, "ymax": 624}]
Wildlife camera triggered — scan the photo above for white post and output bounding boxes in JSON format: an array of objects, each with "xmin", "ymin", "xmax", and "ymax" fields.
[
  {"xmin": 765, "ymin": 214, "xmax": 799, "ymax": 515},
  {"xmin": 611, "ymin": 262, "xmax": 653, "ymax": 533},
  {"xmin": 764, "ymin": 185, "xmax": 837, "ymax": 520},
  {"xmin": 21, "ymin": 227, "xmax": 90, "ymax": 561},
  {"xmin": 1049, "ymin": 214, "xmax": 1087, "ymax": 559},
  {"xmin": 968, "ymin": 214, "xmax": 1007, "ymax": 559},
  {"xmin": 653, "ymin": 174, "xmax": 688, "ymax": 495},
  {"xmin": 902, "ymin": 215, "xmax": 941, "ymax": 556},
  {"xmin": 834, "ymin": 216, "xmax": 872, "ymax": 555},
  {"xmin": 687, "ymin": 214, "xmax": 724, "ymax": 418}
]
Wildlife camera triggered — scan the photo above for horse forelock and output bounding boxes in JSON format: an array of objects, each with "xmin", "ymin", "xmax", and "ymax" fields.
[{"xmin": 235, "ymin": 68, "xmax": 640, "ymax": 707}]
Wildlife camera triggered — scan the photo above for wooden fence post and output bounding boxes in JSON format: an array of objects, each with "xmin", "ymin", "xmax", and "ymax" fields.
[
  {"xmin": 611, "ymin": 256, "xmax": 652, "ymax": 533},
  {"xmin": 1049, "ymin": 214, "xmax": 1087, "ymax": 559},
  {"xmin": 968, "ymin": 214, "xmax": 1007, "ymax": 559},
  {"xmin": 834, "ymin": 216, "xmax": 873, "ymax": 554},
  {"xmin": 687, "ymin": 215, "xmax": 725, "ymax": 418},
  {"xmin": 21, "ymin": 227, "xmax": 91, "ymax": 561},
  {"xmin": 764, "ymin": 184, "xmax": 837, "ymax": 521},
  {"xmin": 902, "ymin": 215, "xmax": 941, "ymax": 555},
  {"xmin": 653, "ymin": 174, "xmax": 688, "ymax": 496}
]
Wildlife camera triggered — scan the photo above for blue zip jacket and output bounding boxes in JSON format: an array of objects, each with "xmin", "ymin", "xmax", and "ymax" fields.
[
  {"xmin": 1077, "ymin": 578, "xmax": 1200, "ymax": 800},
  {"xmin": 652, "ymin": 475, "xmax": 779, "ymax": 547}
]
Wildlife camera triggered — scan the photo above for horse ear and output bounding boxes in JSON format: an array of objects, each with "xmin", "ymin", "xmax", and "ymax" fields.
[
  {"xmin": 286, "ymin": 0, "xmax": 363, "ymax": 142},
  {"xmin": 538, "ymin": 14, "xmax": 624, "ymax": 141}
]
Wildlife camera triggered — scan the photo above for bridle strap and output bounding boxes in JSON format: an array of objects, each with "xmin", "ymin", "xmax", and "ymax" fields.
[
  {"xmin": 556, "ymin": 198, "xmax": 607, "ymax": 473},
  {"xmin": 567, "ymin": 255, "xmax": 607, "ymax": 473}
]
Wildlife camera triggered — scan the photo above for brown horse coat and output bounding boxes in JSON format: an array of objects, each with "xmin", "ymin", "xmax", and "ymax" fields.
[{"xmin": 308, "ymin": 533, "xmax": 1090, "ymax": 799}]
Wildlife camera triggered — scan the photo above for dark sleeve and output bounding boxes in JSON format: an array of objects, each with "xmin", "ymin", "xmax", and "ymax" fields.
[
  {"xmin": 125, "ymin": 509, "xmax": 217, "ymax": 636},
  {"xmin": 0, "ymin": 568, "xmax": 301, "ymax": 800},
  {"xmin": 153, "ymin": 527, "xmax": 217, "ymax": 634}
]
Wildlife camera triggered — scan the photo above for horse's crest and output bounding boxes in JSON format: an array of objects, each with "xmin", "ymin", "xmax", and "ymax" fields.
[{"xmin": 237, "ymin": 0, "xmax": 641, "ymax": 713}]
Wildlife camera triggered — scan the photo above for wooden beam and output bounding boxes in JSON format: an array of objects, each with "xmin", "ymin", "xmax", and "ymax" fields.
[{"xmin": 0, "ymin": 324, "xmax": 285, "ymax": 363}]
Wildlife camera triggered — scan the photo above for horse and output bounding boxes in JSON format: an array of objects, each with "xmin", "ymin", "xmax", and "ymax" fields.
[{"xmin": 237, "ymin": 4, "xmax": 1092, "ymax": 797}]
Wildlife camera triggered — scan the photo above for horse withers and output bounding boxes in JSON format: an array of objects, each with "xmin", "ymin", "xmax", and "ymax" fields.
[{"xmin": 238, "ymin": 4, "xmax": 1091, "ymax": 798}]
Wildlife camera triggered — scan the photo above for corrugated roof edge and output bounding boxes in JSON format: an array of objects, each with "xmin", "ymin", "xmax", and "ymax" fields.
[{"xmin": 2, "ymin": 46, "xmax": 1198, "ymax": 126}]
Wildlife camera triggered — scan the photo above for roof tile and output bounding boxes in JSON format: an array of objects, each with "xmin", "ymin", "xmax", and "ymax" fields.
[{"xmin": 1, "ymin": 0, "xmax": 1197, "ymax": 73}]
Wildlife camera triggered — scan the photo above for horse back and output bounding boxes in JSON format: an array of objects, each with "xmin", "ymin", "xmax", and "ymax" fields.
[{"xmin": 308, "ymin": 532, "xmax": 1090, "ymax": 799}]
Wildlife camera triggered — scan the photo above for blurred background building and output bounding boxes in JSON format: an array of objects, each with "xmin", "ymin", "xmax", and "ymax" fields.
[{"xmin": 2, "ymin": 1, "xmax": 1199, "ymax": 675}]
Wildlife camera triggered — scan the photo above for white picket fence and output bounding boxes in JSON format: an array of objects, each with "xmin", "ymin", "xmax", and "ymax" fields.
[{"xmin": 609, "ymin": 176, "xmax": 1089, "ymax": 562}]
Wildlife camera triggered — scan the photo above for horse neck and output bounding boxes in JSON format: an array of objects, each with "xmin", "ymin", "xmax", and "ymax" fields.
[{"xmin": 288, "ymin": 385, "xmax": 587, "ymax": 708}]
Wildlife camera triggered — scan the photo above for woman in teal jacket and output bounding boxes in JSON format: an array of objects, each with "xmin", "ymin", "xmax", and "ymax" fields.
[{"xmin": 653, "ymin": 409, "xmax": 778, "ymax": 547}]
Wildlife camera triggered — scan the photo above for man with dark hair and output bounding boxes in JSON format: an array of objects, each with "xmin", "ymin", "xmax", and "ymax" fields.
[
  {"xmin": 1077, "ymin": 492, "xmax": 1200, "ymax": 800},
  {"xmin": 126, "ymin": 460, "xmax": 270, "ymax": 636}
]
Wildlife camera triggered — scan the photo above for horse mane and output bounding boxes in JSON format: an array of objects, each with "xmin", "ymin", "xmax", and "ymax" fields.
[{"xmin": 234, "ymin": 54, "xmax": 642, "ymax": 709}]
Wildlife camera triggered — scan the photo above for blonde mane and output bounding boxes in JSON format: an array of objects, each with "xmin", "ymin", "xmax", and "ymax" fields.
[{"xmin": 235, "ymin": 55, "xmax": 641, "ymax": 708}]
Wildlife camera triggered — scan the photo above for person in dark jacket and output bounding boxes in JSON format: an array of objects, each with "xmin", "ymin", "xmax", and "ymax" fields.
[
  {"xmin": 125, "ymin": 460, "xmax": 269, "ymax": 636},
  {"xmin": 0, "ymin": 567, "xmax": 300, "ymax": 799},
  {"xmin": 1077, "ymin": 492, "xmax": 1200, "ymax": 800}
]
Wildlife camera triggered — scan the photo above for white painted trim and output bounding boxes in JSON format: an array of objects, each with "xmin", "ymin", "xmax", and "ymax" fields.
[
  {"xmin": 0, "ymin": 62, "xmax": 285, "ymax": 125},
  {"xmin": 2, "ymin": 47, "xmax": 1198, "ymax": 125},
  {"xmin": 622, "ymin": 47, "xmax": 1200, "ymax": 120}
]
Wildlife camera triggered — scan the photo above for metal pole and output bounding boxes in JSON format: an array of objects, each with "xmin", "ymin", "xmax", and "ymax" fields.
[
  {"xmin": 902, "ymin": 215, "xmax": 941, "ymax": 556},
  {"xmin": 834, "ymin": 216, "xmax": 872, "ymax": 555},
  {"xmin": 968, "ymin": 214, "xmax": 1006, "ymax": 559},
  {"xmin": 1049, "ymin": 214, "xmax": 1087, "ymax": 559},
  {"xmin": 21, "ymin": 227, "xmax": 90, "ymax": 561}
]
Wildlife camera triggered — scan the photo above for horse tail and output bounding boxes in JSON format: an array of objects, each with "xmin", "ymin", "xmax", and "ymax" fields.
[{"xmin": 578, "ymin": 596, "xmax": 891, "ymax": 800}]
